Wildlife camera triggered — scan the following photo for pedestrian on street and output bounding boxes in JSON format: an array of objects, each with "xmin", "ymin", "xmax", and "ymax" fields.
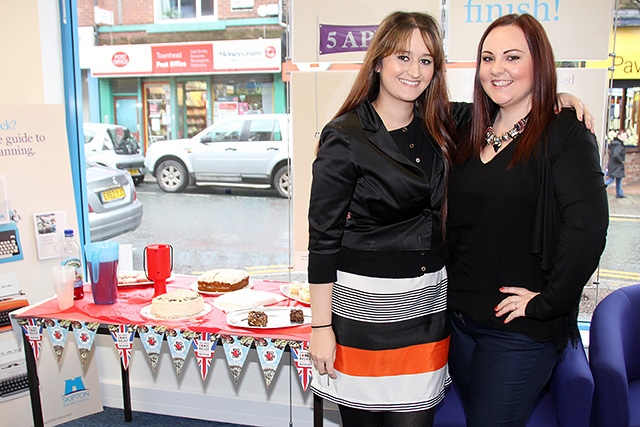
[{"xmin": 606, "ymin": 129, "xmax": 628, "ymax": 198}]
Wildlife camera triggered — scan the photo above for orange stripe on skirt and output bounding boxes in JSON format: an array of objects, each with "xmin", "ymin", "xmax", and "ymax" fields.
[{"xmin": 334, "ymin": 337, "xmax": 450, "ymax": 377}]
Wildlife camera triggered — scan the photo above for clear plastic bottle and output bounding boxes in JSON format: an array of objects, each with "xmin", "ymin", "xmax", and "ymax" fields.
[{"xmin": 60, "ymin": 229, "xmax": 84, "ymax": 300}]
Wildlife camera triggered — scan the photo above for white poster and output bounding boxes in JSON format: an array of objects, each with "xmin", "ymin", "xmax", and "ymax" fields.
[
  {"xmin": 0, "ymin": 105, "xmax": 102, "ymax": 425},
  {"xmin": 291, "ymin": 0, "xmax": 442, "ymax": 63},
  {"xmin": 446, "ymin": 0, "xmax": 614, "ymax": 62}
]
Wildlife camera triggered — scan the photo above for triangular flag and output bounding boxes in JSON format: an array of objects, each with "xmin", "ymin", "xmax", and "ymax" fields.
[
  {"xmin": 108, "ymin": 324, "xmax": 136, "ymax": 370},
  {"xmin": 221, "ymin": 335, "xmax": 254, "ymax": 382},
  {"xmin": 255, "ymin": 338, "xmax": 287, "ymax": 388},
  {"xmin": 72, "ymin": 322, "xmax": 99, "ymax": 366},
  {"xmin": 290, "ymin": 341, "xmax": 313, "ymax": 391},
  {"xmin": 19, "ymin": 318, "xmax": 43, "ymax": 361},
  {"xmin": 191, "ymin": 332, "xmax": 218, "ymax": 381},
  {"xmin": 45, "ymin": 319, "xmax": 71, "ymax": 364},
  {"xmin": 166, "ymin": 329, "xmax": 196, "ymax": 376},
  {"xmin": 137, "ymin": 325, "xmax": 166, "ymax": 371}
]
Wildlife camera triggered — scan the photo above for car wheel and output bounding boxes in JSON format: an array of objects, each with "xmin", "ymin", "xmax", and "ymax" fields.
[
  {"xmin": 133, "ymin": 176, "xmax": 145, "ymax": 185},
  {"xmin": 156, "ymin": 159, "xmax": 188, "ymax": 193},
  {"xmin": 272, "ymin": 164, "xmax": 291, "ymax": 198}
]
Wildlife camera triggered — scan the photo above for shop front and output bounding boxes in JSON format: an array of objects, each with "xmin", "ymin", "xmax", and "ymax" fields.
[
  {"xmin": 85, "ymin": 38, "xmax": 286, "ymax": 150},
  {"xmin": 589, "ymin": 27, "xmax": 640, "ymax": 183},
  {"xmin": 590, "ymin": 27, "xmax": 640, "ymax": 141}
]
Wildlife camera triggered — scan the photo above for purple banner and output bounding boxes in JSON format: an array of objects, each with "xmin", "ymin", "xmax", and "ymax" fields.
[{"xmin": 319, "ymin": 24, "xmax": 379, "ymax": 55}]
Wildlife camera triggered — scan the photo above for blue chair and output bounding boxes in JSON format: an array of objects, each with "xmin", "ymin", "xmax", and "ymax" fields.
[
  {"xmin": 434, "ymin": 339, "xmax": 594, "ymax": 427},
  {"xmin": 589, "ymin": 284, "xmax": 640, "ymax": 427}
]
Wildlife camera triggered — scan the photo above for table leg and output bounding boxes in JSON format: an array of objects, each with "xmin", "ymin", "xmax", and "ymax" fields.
[
  {"xmin": 23, "ymin": 332, "xmax": 44, "ymax": 427},
  {"xmin": 313, "ymin": 394, "xmax": 323, "ymax": 427},
  {"xmin": 120, "ymin": 362, "xmax": 132, "ymax": 422}
]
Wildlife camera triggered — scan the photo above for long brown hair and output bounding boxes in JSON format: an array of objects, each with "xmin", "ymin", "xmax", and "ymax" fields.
[
  {"xmin": 334, "ymin": 11, "xmax": 457, "ymax": 230},
  {"xmin": 458, "ymin": 14, "xmax": 558, "ymax": 167}
]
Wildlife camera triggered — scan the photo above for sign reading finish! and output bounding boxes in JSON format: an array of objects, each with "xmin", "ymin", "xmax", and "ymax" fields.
[{"xmin": 151, "ymin": 44, "xmax": 213, "ymax": 74}]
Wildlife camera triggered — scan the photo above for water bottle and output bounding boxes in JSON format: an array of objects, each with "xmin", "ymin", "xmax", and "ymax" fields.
[{"xmin": 60, "ymin": 229, "xmax": 84, "ymax": 300}]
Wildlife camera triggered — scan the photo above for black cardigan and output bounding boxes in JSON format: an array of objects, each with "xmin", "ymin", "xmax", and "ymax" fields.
[{"xmin": 447, "ymin": 110, "xmax": 609, "ymax": 350}]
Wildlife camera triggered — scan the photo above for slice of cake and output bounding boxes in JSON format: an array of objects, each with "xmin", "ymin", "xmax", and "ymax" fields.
[
  {"xmin": 247, "ymin": 310, "xmax": 268, "ymax": 327},
  {"xmin": 150, "ymin": 289, "xmax": 204, "ymax": 319},
  {"xmin": 289, "ymin": 308, "xmax": 305, "ymax": 324},
  {"xmin": 198, "ymin": 269, "xmax": 249, "ymax": 293}
]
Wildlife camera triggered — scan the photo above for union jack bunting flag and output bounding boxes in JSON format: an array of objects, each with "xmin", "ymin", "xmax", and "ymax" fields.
[
  {"xmin": 291, "ymin": 341, "xmax": 312, "ymax": 391},
  {"xmin": 109, "ymin": 324, "xmax": 136, "ymax": 370},
  {"xmin": 20, "ymin": 318, "xmax": 43, "ymax": 361},
  {"xmin": 192, "ymin": 332, "xmax": 218, "ymax": 380}
]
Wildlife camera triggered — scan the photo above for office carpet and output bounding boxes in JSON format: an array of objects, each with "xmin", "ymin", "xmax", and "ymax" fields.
[{"xmin": 58, "ymin": 407, "xmax": 254, "ymax": 426}]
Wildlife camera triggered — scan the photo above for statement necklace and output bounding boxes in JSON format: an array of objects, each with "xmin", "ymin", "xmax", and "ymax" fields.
[{"xmin": 485, "ymin": 117, "xmax": 528, "ymax": 153}]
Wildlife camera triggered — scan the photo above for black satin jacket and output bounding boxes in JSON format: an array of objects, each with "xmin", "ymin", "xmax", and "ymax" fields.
[{"xmin": 307, "ymin": 101, "xmax": 456, "ymax": 283}]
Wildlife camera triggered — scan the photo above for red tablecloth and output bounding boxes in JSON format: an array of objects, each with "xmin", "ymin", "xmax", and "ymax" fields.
[{"xmin": 15, "ymin": 275, "xmax": 310, "ymax": 342}]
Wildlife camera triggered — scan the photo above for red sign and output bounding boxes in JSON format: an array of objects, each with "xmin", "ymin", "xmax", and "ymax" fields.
[
  {"xmin": 151, "ymin": 44, "xmax": 213, "ymax": 74},
  {"xmin": 112, "ymin": 52, "xmax": 129, "ymax": 67}
]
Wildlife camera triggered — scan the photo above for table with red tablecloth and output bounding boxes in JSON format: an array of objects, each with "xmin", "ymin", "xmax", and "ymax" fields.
[{"xmin": 12, "ymin": 276, "xmax": 322, "ymax": 427}]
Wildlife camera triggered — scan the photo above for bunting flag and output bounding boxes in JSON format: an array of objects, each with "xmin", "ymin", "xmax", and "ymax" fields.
[
  {"xmin": 44, "ymin": 319, "xmax": 71, "ymax": 364},
  {"xmin": 72, "ymin": 322, "xmax": 100, "ymax": 366},
  {"xmin": 137, "ymin": 324, "xmax": 166, "ymax": 371},
  {"xmin": 108, "ymin": 324, "xmax": 136, "ymax": 370},
  {"xmin": 255, "ymin": 338, "xmax": 287, "ymax": 388},
  {"xmin": 221, "ymin": 335, "xmax": 254, "ymax": 382},
  {"xmin": 290, "ymin": 341, "xmax": 313, "ymax": 391},
  {"xmin": 191, "ymin": 332, "xmax": 218, "ymax": 381},
  {"xmin": 166, "ymin": 329, "xmax": 197, "ymax": 376},
  {"xmin": 18, "ymin": 318, "xmax": 44, "ymax": 361}
]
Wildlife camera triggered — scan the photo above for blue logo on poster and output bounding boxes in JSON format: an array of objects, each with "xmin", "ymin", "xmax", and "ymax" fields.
[
  {"xmin": 61, "ymin": 376, "xmax": 91, "ymax": 406},
  {"xmin": 63, "ymin": 376, "xmax": 86, "ymax": 395}
]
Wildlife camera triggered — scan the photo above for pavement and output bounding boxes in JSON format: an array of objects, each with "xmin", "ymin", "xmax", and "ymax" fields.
[
  {"xmin": 607, "ymin": 180, "xmax": 640, "ymax": 217},
  {"xmin": 577, "ymin": 180, "xmax": 640, "ymax": 322}
]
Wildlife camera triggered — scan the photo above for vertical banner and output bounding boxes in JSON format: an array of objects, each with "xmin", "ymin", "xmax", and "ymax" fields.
[{"xmin": 0, "ymin": 102, "xmax": 101, "ymax": 424}]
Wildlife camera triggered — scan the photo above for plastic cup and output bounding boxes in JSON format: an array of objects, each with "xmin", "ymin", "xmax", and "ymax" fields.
[{"xmin": 52, "ymin": 265, "xmax": 75, "ymax": 310}]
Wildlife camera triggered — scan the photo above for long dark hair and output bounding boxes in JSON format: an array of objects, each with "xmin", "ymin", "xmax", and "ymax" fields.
[
  {"xmin": 457, "ymin": 14, "xmax": 558, "ymax": 167},
  {"xmin": 334, "ymin": 11, "xmax": 457, "ymax": 231}
]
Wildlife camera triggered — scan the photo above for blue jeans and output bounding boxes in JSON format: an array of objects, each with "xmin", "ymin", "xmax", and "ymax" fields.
[
  {"xmin": 605, "ymin": 176, "xmax": 624, "ymax": 197},
  {"xmin": 449, "ymin": 311, "xmax": 558, "ymax": 427}
]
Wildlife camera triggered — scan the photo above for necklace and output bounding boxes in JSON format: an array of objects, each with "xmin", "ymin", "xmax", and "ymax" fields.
[{"xmin": 485, "ymin": 117, "xmax": 528, "ymax": 153}]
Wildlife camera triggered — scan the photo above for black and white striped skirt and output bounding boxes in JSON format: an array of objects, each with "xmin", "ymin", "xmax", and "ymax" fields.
[{"xmin": 311, "ymin": 267, "xmax": 450, "ymax": 412}]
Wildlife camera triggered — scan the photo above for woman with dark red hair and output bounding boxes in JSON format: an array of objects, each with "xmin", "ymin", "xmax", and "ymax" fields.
[{"xmin": 446, "ymin": 14, "xmax": 609, "ymax": 427}]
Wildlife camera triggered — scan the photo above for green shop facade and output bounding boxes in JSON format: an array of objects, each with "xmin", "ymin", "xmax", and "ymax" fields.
[{"xmin": 81, "ymin": 38, "xmax": 286, "ymax": 151}]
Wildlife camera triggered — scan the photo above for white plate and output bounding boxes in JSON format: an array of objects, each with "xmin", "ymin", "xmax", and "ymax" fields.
[
  {"xmin": 226, "ymin": 307, "xmax": 312, "ymax": 329},
  {"xmin": 190, "ymin": 280, "xmax": 252, "ymax": 296},
  {"xmin": 140, "ymin": 302, "xmax": 213, "ymax": 321},
  {"xmin": 117, "ymin": 271, "xmax": 174, "ymax": 287},
  {"xmin": 279, "ymin": 283, "xmax": 310, "ymax": 306}
]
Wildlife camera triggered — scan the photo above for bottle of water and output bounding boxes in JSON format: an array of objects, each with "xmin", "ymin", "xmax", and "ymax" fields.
[{"xmin": 60, "ymin": 229, "xmax": 84, "ymax": 300}]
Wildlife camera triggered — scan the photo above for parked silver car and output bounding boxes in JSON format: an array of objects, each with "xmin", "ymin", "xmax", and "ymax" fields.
[
  {"xmin": 86, "ymin": 160, "xmax": 143, "ymax": 241},
  {"xmin": 144, "ymin": 114, "xmax": 291, "ymax": 197},
  {"xmin": 83, "ymin": 122, "xmax": 147, "ymax": 185}
]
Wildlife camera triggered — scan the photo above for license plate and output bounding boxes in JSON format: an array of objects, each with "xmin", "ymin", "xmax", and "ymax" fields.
[
  {"xmin": 128, "ymin": 168, "xmax": 140, "ymax": 176},
  {"xmin": 101, "ymin": 187, "xmax": 126, "ymax": 202}
]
